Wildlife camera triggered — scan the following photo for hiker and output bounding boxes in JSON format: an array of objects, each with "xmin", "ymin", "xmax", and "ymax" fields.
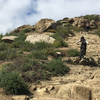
[
  {"xmin": 85, "ymin": 21, "xmax": 90, "ymax": 33},
  {"xmin": 76, "ymin": 36, "xmax": 88, "ymax": 55}
]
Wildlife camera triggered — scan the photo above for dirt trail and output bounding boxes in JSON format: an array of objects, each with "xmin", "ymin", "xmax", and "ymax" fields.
[{"xmin": 41, "ymin": 32, "xmax": 100, "ymax": 85}]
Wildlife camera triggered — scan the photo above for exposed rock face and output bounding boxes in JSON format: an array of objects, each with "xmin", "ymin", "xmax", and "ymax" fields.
[
  {"xmin": 56, "ymin": 84, "xmax": 91, "ymax": 100},
  {"xmin": 90, "ymin": 20, "xmax": 98, "ymax": 29},
  {"xmin": 25, "ymin": 34, "xmax": 55, "ymax": 44},
  {"xmin": 34, "ymin": 18, "xmax": 57, "ymax": 33},
  {"xmin": 13, "ymin": 25, "xmax": 35, "ymax": 33},
  {"xmin": 61, "ymin": 15, "xmax": 100, "ymax": 29},
  {"xmin": 1, "ymin": 36, "xmax": 18, "ymax": 43}
]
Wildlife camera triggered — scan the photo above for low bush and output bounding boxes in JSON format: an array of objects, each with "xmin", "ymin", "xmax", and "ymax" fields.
[
  {"xmin": 33, "ymin": 41, "xmax": 52, "ymax": 50},
  {"xmin": 67, "ymin": 49, "xmax": 79, "ymax": 57},
  {"xmin": 27, "ymin": 50, "xmax": 48, "ymax": 60},
  {"xmin": 93, "ymin": 29, "xmax": 100, "ymax": 37},
  {"xmin": 52, "ymin": 39, "xmax": 68, "ymax": 48},
  {"xmin": 84, "ymin": 15, "xmax": 99, "ymax": 21},
  {"xmin": 47, "ymin": 29, "xmax": 57, "ymax": 33},
  {"xmin": 0, "ymin": 48, "xmax": 20, "ymax": 60},
  {"xmin": 0, "ymin": 71, "xmax": 29, "ymax": 95},
  {"xmin": 21, "ymin": 41, "xmax": 35, "ymax": 52},
  {"xmin": 0, "ymin": 34, "xmax": 3, "ymax": 42},
  {"xmin": 44, "ymin": 59, "xmax": 69, "ymax": 76},
  {"xmin": 0, "ymin": 42, "xmax": 8, "ymax": 51},
  {"xmin": 19, "ymin": 28, "xmax": 32, "ymax": 34},
  {"xmin": 10, "ymin": 35, "xmax": 27, "ymax": 48},
  {"xmin": 57, "ymin": 26, "xmax": 73, "ymax": 38}
]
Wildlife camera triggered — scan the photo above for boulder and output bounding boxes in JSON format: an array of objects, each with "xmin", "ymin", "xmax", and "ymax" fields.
[
  {"xmin": 25, "ymin": 35, "xmax": 55, "ymax": 44},
  {"xmin": 90, "ymin": 20, "xmax": 98, "ymax": 29},
  {"xmin": 56, "ymin": 84, "xmax": 91, "ymax": 100},
  {"xmin": 1, "ymin": 36, "xmax": 18, "ymax": 43},
  {"xmin": 34, "ymin": 18, "xmax": 57, "ymax": 33},
  {"xmin": 13, "ymin": 25, "xmax": 35, "ymax": 33},
  {"xmin": 35, "ymin": 87, "xmax": 49, "ymax": 95}
]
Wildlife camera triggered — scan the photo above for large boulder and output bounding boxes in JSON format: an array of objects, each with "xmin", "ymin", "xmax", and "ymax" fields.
[
  {"xmin": 13, "ymin": 25, "xmax": 35, "ymax": 33},
  {"xmin": 25, "ymin": 34, "xmax": 55, "ymax": 44},
  {"xmin": 90, "ymin": 20, "xmax": 98, "ymax": 29},
  {"xmin": 1, "ymin": 36, "xmax": 18, "ymax": 43},
  {"xmin": 34, "ymin": 18, "xmax": 57, "ymax": 33},
  {"xmin": 56, "ymin": 84, "xmax": 91, "ymax": 100}
]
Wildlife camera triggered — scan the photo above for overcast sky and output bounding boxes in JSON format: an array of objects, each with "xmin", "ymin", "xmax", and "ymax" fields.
[{"xmin": 0, "ymin": 0, "xmax": 100, "ymax": 34}]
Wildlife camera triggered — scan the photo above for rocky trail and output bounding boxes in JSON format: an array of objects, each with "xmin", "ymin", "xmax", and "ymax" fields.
[{"xmin": 1, "ymin": 31, "xmax": 100, "ymax": 100}]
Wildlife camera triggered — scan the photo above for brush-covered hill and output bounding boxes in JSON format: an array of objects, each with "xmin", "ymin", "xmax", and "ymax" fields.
[{"xmin": 0, "ymin": 14, "xmax": 100, "ymax": 100}]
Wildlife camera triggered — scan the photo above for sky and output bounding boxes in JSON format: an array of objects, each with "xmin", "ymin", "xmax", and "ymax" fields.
[{"xmin": 0, "ymin": 0, "xmax": 100, "ymax": 34}]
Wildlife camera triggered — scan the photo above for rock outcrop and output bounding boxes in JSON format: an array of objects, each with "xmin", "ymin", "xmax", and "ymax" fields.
[
  {"xmin": 25, "ymin": 34, "xmax": 55, "ymax": 44},
  {"xmin": 34, "ymin": 18, "xmax": 57, "ymax": 33},
  {"xmin": 1, "ymin": 36, "xmax": 18, "ymax": 43},
  {"xmin": 13, "ymin": 25, "xmax": 35, "ymax": 33}
]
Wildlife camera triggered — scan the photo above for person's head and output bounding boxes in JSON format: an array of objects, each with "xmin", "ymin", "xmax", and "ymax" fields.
[{"xmin": 81, "ymin": 36, "xmax": 84, "ymax": 41}]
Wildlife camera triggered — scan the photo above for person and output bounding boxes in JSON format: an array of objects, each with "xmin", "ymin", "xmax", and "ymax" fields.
[
  {"xmin": 85, "ymin": 22, "xmax": 90, "ymax": 33},
  {"xmin": 76, "ymin": 36, "xmax": 88, "ymax": 55}
]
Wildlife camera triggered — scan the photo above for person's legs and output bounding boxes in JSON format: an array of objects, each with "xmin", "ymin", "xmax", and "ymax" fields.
[{"xmin": 84, "ymin": 44, "xmax": 87, "ymax": 55}]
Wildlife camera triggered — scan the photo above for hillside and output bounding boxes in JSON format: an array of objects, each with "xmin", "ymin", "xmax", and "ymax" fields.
[{"xmin": 0, "ymin": 14, "xmax": 100, "ymax": 100}]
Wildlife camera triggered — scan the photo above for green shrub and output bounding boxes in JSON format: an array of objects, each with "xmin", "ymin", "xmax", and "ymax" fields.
[
  {"xmin": 2, "ymin": 58, "xmax": 50, "ymax": 82},
  {"xmin": 56, "ymin": 20, "xmax": 63, "ymax": 26},
  {"xmin": 67, "ymin": 49, "xmax": 79, "ymax": 57},
  {"xmin": 5, "ymin": 32, "xmax": 16, "ymax": 36},
  {"xmin": 10, "ymin": 35, "xmax": 27, "ymax": 48},
  {"xmin": 21, "ymin": 41, "xmax": 35, "ymax": 52},
  {"xmin": 93, "ymin": 29, "xmax": 100, "ymax": 37},
  {"xmin": 57, "ymin": 26, "xmax": 73, "ymax": 38},
  {"xmin": 52, "ymin": 40, "xmax": 68, "ymax": 48},
  {"xmin": 28, "ymin": 50, "xmax": 48, "ymax": 60},
  {"xmin": 44, "ymin": 59, "xmax": 69, "ymax": 76},
  {"xmin": 47, "ymin": 29, "xmax": 57, "ymax": 33},
  {"xmin": 72, "ymin": 26, "xmax": 85, "ymax": 32},
  {"xmin": 0, "ymin": 48, "xmax": 20, "ymax": 60},
  {"xmin": 84, "ymin": 15, "xmax": 99, "ymax": 21},
  {"xmin": 33, "ymin": 41, "xmax": 52, "ymax": 50},
  {"xmin": 0, "ymin": 34, "xmax": 3, "ymax": 42},
  {"xmin": 0, "ymin": 71, "xmax": 29, "ymax": 95},
  {"xmin": 0, "ymin": 42, "xmax": 8, "ymax": 51},
  {"xmin": 19, "ymin": 28, "xmax": 32, "ymax": 34}
]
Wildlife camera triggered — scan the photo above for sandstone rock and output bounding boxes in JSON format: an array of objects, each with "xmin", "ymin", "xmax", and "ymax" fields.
[
  {"xmin": 13, "ymin": 25, "xmax": 35, "ymax": 33},
  {"xmin": 34, "ymin": 18, "xmax": 57, "ymax": 33},
  {"xmin": 56, "ymin": 84, "xmax": 91, "ymax": 100},
  {"xmin": 35, "ymin": 87, "xmax": 49, "ymax": 95},
  {"xmin": 2, "ymin": 36, "xmax": 18, "ymax": 43},
  {"xmin": 12, "ymin": 95, "xmax": 30, "ymax": 100},
  {"xmin": 56, "ymin": 52, "xmax": 62, "ymax": 56},
  {"xmin": 68, "ymin": 18, "xmax": 74, "ymax": 24},
  {"xmin": 30, "ymin": 85, "xmax": 37, "ymax": 92},
  {"xmin": 90, "ymin": 20, "xmax": 98, "ymax": 29},
  {"xmin": 25, "ymin": 34, "xmax": 55, "ymax": 44}
]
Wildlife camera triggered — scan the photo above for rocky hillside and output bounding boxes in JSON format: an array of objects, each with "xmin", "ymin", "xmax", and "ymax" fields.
[{"xmin": 0, "ymin": 14, "xmax": 100, "ymax": 100}]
